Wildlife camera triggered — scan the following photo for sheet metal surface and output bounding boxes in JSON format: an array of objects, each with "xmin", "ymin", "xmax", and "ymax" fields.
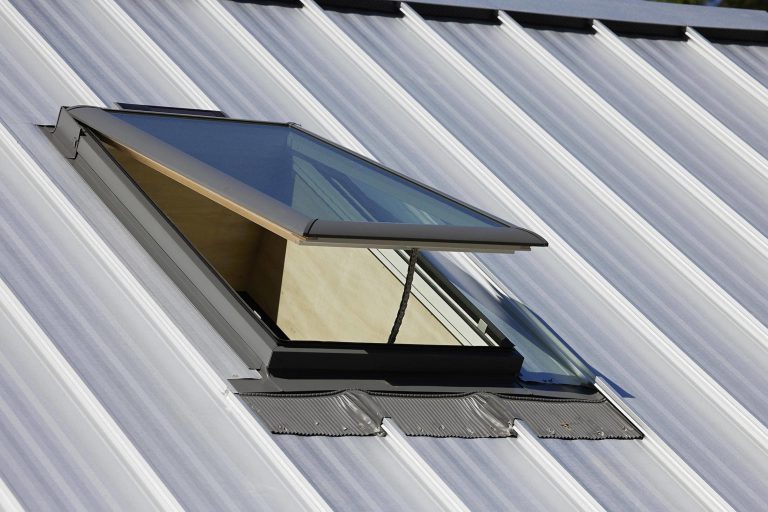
[
  {"xmin": 715, "ymin": 42, "xmax": 768, "ymax": 88},
  {"xmin": 624, "ymin": 35, "xmax": 768, "ymax": 159},
  {"xmin": 0, "ymin": 0, "xmax": 767, "ymax": 510},
  {"xmin": 530, "ymin": 27, "xmax": 768, "ymax": 238}
]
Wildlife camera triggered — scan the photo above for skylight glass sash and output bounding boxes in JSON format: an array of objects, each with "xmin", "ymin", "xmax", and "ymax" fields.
[{"xmin": 66, "ymin": 106, "xmax": 547, "ymax": 252}]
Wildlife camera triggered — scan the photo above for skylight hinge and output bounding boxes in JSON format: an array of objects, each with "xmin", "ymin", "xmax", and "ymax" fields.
[{"xmin": 50, "ymin": 107, "xmax": 84, "ymax": 159}]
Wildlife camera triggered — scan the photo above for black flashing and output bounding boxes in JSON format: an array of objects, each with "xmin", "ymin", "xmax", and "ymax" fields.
[
  {"xmin": 240, "ymin": 390, "xmax": 643, "ymax": 439},
  {"xmin": 510, "ymin": 12, "xmax": 593, "ymax": 32},
  {"xmin": 306, "ymin": 220, "xmax": 547, "ymax": 249},
  {"xmin": 317, "ymin": 0, "xmax": 402, "ymax": 16},
  {"xmin": 695, "ymin": 27, "xmax": 768, "ymax": 44},
  {"xmin": 410, "ymin": 2, "xmax": 499, "ymax": 24},
  {"xmin": 601, "ymin": 20, "xmax": 686, "ymax": 40},
  {"xmin": 114, "ymin": 103, "xmax": 229, "ymax": 118},
  {"xmin": 231, "ymin": 0, "xmax": 303, "ymax": 7},
  {"xmin": 398, "ymin": 0, "xmax": 768, "ymax": 34},
  {"xmin": 320, "ymin": 0, "xmax": 768, "ymax": 43}
]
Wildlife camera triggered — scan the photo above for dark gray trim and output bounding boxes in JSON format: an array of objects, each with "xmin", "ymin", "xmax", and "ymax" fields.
[
  {"xmin": 114, "ymin": 103, "xmax": 229, "ymax": 118},
  {"xmin": 307, "ymin": 220, "xmax": 547, "ymax": 248},
  {"xmin": 403, "ymin": 0, "xmax": 768, "ymax": 32},
  {"xmin": 317, "ymin": 0, "xmax": 402, "ymax": 15},
  {"xmin": 240, "ymin": 390, "xmax": 643, "ymax": 439},
  {"xmin": 51, "ymin": 107, "xmax": 84, "ymax": 159},
  {"xmin": 268, "ymin": 342, "xmax": 523, "ymax": 375}
]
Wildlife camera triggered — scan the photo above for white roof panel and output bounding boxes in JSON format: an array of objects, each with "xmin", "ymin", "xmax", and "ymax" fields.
[{"xmin": 1, "ymin": 0, "xmax": 767, "ymax": 510}]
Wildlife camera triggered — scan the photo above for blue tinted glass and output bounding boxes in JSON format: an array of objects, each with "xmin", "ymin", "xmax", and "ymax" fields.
[{"xmin": 112, "ymin": 112, "xmax": 503, "ymax": 227}]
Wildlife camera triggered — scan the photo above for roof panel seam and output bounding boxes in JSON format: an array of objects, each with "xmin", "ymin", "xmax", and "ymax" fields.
[
  {"xmin": 0, "ymin": 24, "xmax": 332, "ymax": 509},
  {"xmin": 0, "ymin": 474, "xmax": 24, "ymax": 512},
  {"xmin": 595, "ymin": 378, "xmax": 735, "ymax": 512},
  {"xmin": 298, "ymin": 0, "xmax": 768, "ymax": 455},
  {"xmin": 0, "ymin": 238, "xmax": 182, "ymax": 509},
  {"xmin": 382, "ymin": 419, "xmax": 471, "ymax": 511},
  {"xmin": 685, "ymin": 28, "xmax": 768, "ymax": 110},
  {"xmin": 514, "ymin": 421, "xmax": 607, "ymax": 512},
  {"xmin": 97, "ymin": 0, "xmax": 217, "ymax": 110},
  {"xmin": 401, "ymin": 4, "xmax": 768, "ymax": 351},
  {"xmin": 197, "ymin": 0, "xmax": 363, "ymax": 150},
  {"xmin": 0, "ymin": 0, "xmax": 101, "ymax": 107},
  {"xmin": 497, "ymin": 12, "xmax": 768, "ymax": 260},
  {"xmin": 593, "ymin": 20, "xmax": 768, "ymax": 181}
]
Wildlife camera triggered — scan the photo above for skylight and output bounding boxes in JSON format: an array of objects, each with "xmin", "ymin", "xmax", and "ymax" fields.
[{"xmin": 50, "ymin": 105, "xmax": 544, "ymax": 390}]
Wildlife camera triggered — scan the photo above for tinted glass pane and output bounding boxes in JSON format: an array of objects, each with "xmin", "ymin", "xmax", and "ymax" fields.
[{"xmin": 112, "ymin": 111, "xmax": 503, "ymax": 227}]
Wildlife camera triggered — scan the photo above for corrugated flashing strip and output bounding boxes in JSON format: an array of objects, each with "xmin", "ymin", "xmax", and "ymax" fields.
[{"xmin": 240, "ymin": 389, "xmax": 643, "ymax": 439}]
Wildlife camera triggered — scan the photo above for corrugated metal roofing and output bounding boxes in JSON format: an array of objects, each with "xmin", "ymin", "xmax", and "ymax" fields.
[{"xmin": 1, "ymin": 0, "xmax": 767, "ymax": 509}]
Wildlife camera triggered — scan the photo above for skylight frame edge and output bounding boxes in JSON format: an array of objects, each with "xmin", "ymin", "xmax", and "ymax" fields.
[{"xmin": 67, "ymin": 106, "xmax": 547, "ymax": 251}]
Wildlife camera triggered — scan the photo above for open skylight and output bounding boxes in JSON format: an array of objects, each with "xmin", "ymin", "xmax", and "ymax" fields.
[{"xmin": 66, "ymin": 106, "xmax": 547, "ymax": 251}]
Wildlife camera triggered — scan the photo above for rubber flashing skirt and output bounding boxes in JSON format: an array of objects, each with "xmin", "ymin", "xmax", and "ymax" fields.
[{"xmin": 241, "ymin": 390, "xmax": 642, "ymax": 439}]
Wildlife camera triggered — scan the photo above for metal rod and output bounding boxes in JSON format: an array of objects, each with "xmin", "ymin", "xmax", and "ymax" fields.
[{"xmin": 388, "ymin": 249, "xmax": 419, "ymax": 344}]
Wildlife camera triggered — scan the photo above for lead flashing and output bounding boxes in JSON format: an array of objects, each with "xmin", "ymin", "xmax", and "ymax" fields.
[{"xmin": 241, "ymin": 390, "xmax": 643, "ymax": 439}]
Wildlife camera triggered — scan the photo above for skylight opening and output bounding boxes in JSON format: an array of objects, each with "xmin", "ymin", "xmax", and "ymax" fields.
[{"xmin": 100, "ymin": 136, "xmax": 471, "ymax": 345}]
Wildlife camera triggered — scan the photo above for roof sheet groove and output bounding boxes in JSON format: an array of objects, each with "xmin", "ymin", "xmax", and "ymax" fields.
[
  {"xmin": 326, "ymin": 5, "xmax": 768, "ymax": 443},
  {"xmin": 0, "ymin": 2, "xmax": 330, "ymax": 509},
  {"xmin": 0, "ymin": 273, "xmax": 182, "ymax": 511},
  {"xmin": 0, "ymin": 0, "xmax": 767, "ymax": 509},
  {"xmin": 404, "ymin": 6, "xmax": 768, "ymax": 354}
]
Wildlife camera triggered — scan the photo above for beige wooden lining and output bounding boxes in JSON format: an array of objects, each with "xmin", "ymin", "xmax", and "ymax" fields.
[{"xmin": 107, "ymin": 144, "xmax": 459, "ymax": 345}]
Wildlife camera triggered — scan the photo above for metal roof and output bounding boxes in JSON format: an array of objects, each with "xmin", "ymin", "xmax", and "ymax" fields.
[{"xmin": 0, "ymin": 0, "xmax": 767, "ymax": 510}]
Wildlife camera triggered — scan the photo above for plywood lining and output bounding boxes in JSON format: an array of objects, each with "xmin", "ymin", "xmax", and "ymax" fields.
[{"xmin": 106, "ymin": 144, "xmax": 460, "ymax": 345}]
